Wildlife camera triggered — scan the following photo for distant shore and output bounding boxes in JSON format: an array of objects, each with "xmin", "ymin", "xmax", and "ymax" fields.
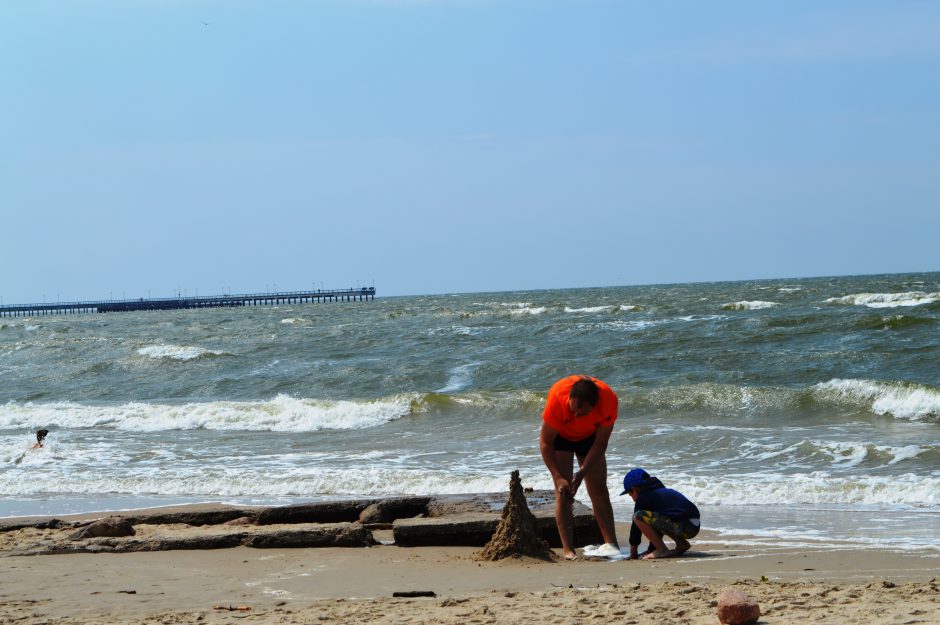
[{"xmin": 1, "ymin": 505, "xmax": 937, "ymax": 625}]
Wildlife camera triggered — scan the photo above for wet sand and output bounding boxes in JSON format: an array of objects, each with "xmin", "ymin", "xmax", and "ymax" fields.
[{"xmin": 1, "ymin": 512, "xmax": 938, "ymax": 625}]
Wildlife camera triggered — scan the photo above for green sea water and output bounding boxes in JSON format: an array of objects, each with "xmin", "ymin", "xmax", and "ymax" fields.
[{"xmin": 2, "ymin": 272, "xmax": 938, "ymax": 549}]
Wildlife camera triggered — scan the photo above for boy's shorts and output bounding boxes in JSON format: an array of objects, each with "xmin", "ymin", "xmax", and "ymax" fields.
[{"xmin": 634, "ymin": 509, "xmax": 700, "ymax": 540}]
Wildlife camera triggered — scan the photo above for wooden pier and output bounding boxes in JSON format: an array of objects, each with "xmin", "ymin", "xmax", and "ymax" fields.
[{"xmin": 0, "ymin": 287, "xmax": 376, "ymax": 317}]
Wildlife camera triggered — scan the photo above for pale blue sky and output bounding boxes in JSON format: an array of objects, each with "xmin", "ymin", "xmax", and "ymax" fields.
[{"xmin": 2, "ymin": 0, "xmax": 938, "ymax": 302}]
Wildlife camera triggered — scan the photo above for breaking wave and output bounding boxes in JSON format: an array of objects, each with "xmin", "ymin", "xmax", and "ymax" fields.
[
  {"xmin": 137, "ymin": 344, "xmax": 229, "ymax": 361},
  {"xmin": 564, "ymin": 305, "xmax": 614, "ymax": 314},
  {"xmin": 0, "ymin": 394, "xmax": 420, "ymax": 432},
  {"xmin": 676, "ymin": 472, "xmax": 940, "ymax": 508},
  {"xmin": 814, "ymin": 379, "xmax": 940, "ymax": 422},
  {"xmin": 721, "ymin": 300, "xmax": 779, "ymax": 311},
  {"xmin": 624, "ymin": 380, "xmax": 940, "ymax": 423},
  {"xmin": 825, "ymin": 291, "xmax": 940, "ymax": 308}
]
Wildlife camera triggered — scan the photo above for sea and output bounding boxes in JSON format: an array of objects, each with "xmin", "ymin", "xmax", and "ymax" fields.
[{"xmin": 2, "ymin": 272, "xmax": 938, "ymax": 553}]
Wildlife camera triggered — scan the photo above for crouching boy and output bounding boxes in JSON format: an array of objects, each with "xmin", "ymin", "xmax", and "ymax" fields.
[{"xmin": 620, "ymin": 468, "xmax": 700, "ymax": 560}]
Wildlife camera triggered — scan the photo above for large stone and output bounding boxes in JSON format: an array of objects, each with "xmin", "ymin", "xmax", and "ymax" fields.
[
  {"xmin": 0, "ymin": 518, "xmax": 64, "ymax": 533},
  {"xmin": 717, "ymin": 589, "xmax": 761, "ymax": 625},
  {"xmin": 393, "ymin": 506, "xmax": 601, "ymax": 548},
  {"xmin": 255, "ymin": 500, "xmax": 375, "ymax": 525},
  {"xmin": 124, "ymin": 509, "xmax": 255, "ymax": 527},
  {"xmin": 52, "ymin": 523, "xmax": 375, "ymax": 554},
  {"xmin": 358, "ymin": 497, "xmax": 432, "ymax": 524},
  {"xmin": 244, "ymin": 524, "xmax": 376, "ymax": 548},
  {"xmin": 69, "ymin": 517, "xmax": 136, "ymax": 540}
]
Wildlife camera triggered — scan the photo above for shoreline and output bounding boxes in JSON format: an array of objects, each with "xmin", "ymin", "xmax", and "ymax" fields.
[{"xmin": 1, "ymin": 501, "xmax": 938, "ymax": 625}]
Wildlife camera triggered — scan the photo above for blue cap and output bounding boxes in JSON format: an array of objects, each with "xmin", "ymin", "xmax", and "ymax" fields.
[{"xmin": 619, "ymin": 468, "xmax": 650, "ymax": 495}]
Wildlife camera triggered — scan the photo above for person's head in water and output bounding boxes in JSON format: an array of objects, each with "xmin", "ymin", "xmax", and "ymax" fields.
[
  {"xmin": 35, "ymin": 429, "xmax": 49, "ymax": 447},
  {"xmin": 567, "ymin": 378, "xmax": 599, "ymax": 417}
]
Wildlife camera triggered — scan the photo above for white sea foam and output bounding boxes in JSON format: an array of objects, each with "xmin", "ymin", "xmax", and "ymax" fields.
[
  {"xmin": 778, "ymin": 287, "xmax": 802, "ymax": 293},
  {"xmin": 0, "ymin": 467, "xmax": 524, "ymax": 500},
  {"xmin": 619, "ymin": 304, "xmax": 641, "ymax": 312},
  {"xmin": 721, "ymin": 300, "xmax": 779, "ymax": 311},
  {"xmin": 137, "ymin": 344, "xmax": 228, "ymax": 361},
  {"xmin": 742, "ymin": 438, "xmax": 929, "ymax": 468},
  {"xmin": 0, "ymin": 394, "xmax": 418, "ymax": 432},
  {"xmin": 2, "ymin": 461, "xmax": 938, "ymax": 512},
  {"xmin": 825, "ymin": 291, "xmax": 940, "ymax": 308},
  {"xmin": 451, "ymin": 326, "xmax": 482, "ymax": 336},
  {"xmin": 673, "ymin": 472, "xmax": 940, "ymax": 508},
  {"xmin": 564, "ymin": 305, "xmax": 614, "ymax": 314},
  {"xmin": 280, "ymin": 318, "xmax": 306, "ymax": 325},
  {"xmin": 509, "ymin": 306, "xmax": 547, "ymax": 316},
  {"xmin": 593, "ymin": 320, "xmax": 661, "ymax": 332},
  {"xmin": 676, "ymin": 314, "xmax": 728, "ymax": 322},
  {"xmin": 437, "ymin": 363, "xmax": 481, "ymax": 393},
  {"xmin": 815, "ymin": 378, "xmax": 940, "ymax": 421},
  {"xmin": 815, "ymin": 441, "xmax": 872, "ymax": 467}
]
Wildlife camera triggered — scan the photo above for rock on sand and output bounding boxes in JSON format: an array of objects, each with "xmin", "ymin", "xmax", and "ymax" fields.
[{"xmin": 717, "ymin": 589, "xmax": 761, "ymax": 625}]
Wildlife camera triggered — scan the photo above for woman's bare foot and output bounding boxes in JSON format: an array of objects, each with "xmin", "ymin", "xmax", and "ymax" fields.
[
  {"xmin": 642, "ymin": 548, "xmax": 672, "ymax": 560},
  {"xmin": 672, "ymin": 538, "xmax": 691, "ymax": 556}
]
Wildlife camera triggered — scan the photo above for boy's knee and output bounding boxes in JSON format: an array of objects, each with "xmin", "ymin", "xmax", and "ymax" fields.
[{"xmin": 633, "ymin": 510, "xmax": 654, "ymax": 524}]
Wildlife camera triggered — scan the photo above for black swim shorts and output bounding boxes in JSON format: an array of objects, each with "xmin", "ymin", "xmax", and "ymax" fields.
[{"xmin": 553, "ymin": 432, "xmax": 596, "ymax": 458}]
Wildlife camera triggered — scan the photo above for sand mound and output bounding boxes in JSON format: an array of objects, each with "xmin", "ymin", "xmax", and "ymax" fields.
[{"xmin": 475, "ymin": 471, "xmax": 555, "ymax": 561}]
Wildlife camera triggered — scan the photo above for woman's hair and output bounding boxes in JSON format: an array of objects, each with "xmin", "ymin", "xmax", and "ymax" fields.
[{"xmin": 36, "ymin": 429, "xmax": 49, "ymax": 443}]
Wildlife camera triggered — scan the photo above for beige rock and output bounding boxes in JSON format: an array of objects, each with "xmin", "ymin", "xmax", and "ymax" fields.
[
  {"xmin": 717, "ymin": 589, "xmax": 760, "ymax": 625},
  {"xmin": 69, "ymin": 517, "xmax": 135, "ymax": 540}
]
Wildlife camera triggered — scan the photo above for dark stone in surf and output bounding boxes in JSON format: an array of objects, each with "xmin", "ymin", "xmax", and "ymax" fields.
[{"xmin": 474, "ymin": 471, "xmax": 555, "ymax": 561}]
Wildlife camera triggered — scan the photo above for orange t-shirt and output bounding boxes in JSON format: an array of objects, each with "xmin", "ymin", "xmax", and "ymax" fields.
[{"xmin": 542, "ymin": 375, "xmax": 618, "ymax": 441}]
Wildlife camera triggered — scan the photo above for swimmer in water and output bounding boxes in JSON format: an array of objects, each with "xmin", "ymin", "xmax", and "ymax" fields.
[{"xmin": 32, "ymin": 429, "xmax": 49, "ymax": 449}]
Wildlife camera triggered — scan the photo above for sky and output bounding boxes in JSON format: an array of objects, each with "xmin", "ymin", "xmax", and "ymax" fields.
[{"xmin": 2, "ymin": 0, "xmax": 938, "ymax": 302}]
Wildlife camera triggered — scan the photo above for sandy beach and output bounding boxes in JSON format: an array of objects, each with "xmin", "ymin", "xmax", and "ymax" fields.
[{"xmin": 2, "ymin": 512, "xmax": 938, "ymax": 625}]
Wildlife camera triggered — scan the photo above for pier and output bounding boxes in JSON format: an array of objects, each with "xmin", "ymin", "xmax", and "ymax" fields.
[{"xmin": 0, "ymin": 287, "xmax": 376, "ymax": 317}]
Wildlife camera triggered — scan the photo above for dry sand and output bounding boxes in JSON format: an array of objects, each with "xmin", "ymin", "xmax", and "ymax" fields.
[{"xmin": 1, "ymin": 518, "xmax": 938, "ymax": 624}]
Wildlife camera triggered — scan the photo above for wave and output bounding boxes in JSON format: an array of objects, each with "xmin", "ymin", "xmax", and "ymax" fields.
[
  {"xmin": 854, "ymin": 314, "xmax": 937, "ymax": 331},
  {"xmin": 0, "ymin": 394, "xmax": 419, "ymax": 432},
  {"xmin": 624, "ymin": 379, "xmax": 940, "ymax": 423},
  {"xmin": 137, "ymin": 344, "xmax": 229, "ymax": 361},
  {"xmin": 2, "ymin": 463, "xmax": 937, "ymax": 510},
  {"xmin": 436, "ymin": 362, "xmax": 481, "ymax": 393},
  {"xmin": 732, "ymin": 438, "xmax": 932, "ymax": 469},
  {"xmin": 825, "ymin": 291, "xmax": 940, "ymax": 308},
  {"xmin": 677, "ymin": 472, "xmax": 940, "ymax": 508},
  {"xmin": 0, "ymin": 467, "xmax": 522, "ymax": 500},
  {"xmin": 814, "ymin": 379, "xmax": 940, "ymax": 422},
  {"xmin": 721, "ymin": 300, "xmax": 779, "ymax": 311},
  {"xmin": 564, "ymin": 305, "xmax": 614, "ymax": 314},
  {"xmin": 508, "ymin": 306, "xmax": 547, "ymax": 316},
  {"xmin": 3, "ymin": 380, "xmax": 936, "ymax": 435}
]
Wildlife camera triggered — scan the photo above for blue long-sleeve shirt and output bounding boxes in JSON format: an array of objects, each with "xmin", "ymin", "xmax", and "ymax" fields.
[{"xmin": 628, "ymin": 477, "xmax": 700, "ymax": 546}]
